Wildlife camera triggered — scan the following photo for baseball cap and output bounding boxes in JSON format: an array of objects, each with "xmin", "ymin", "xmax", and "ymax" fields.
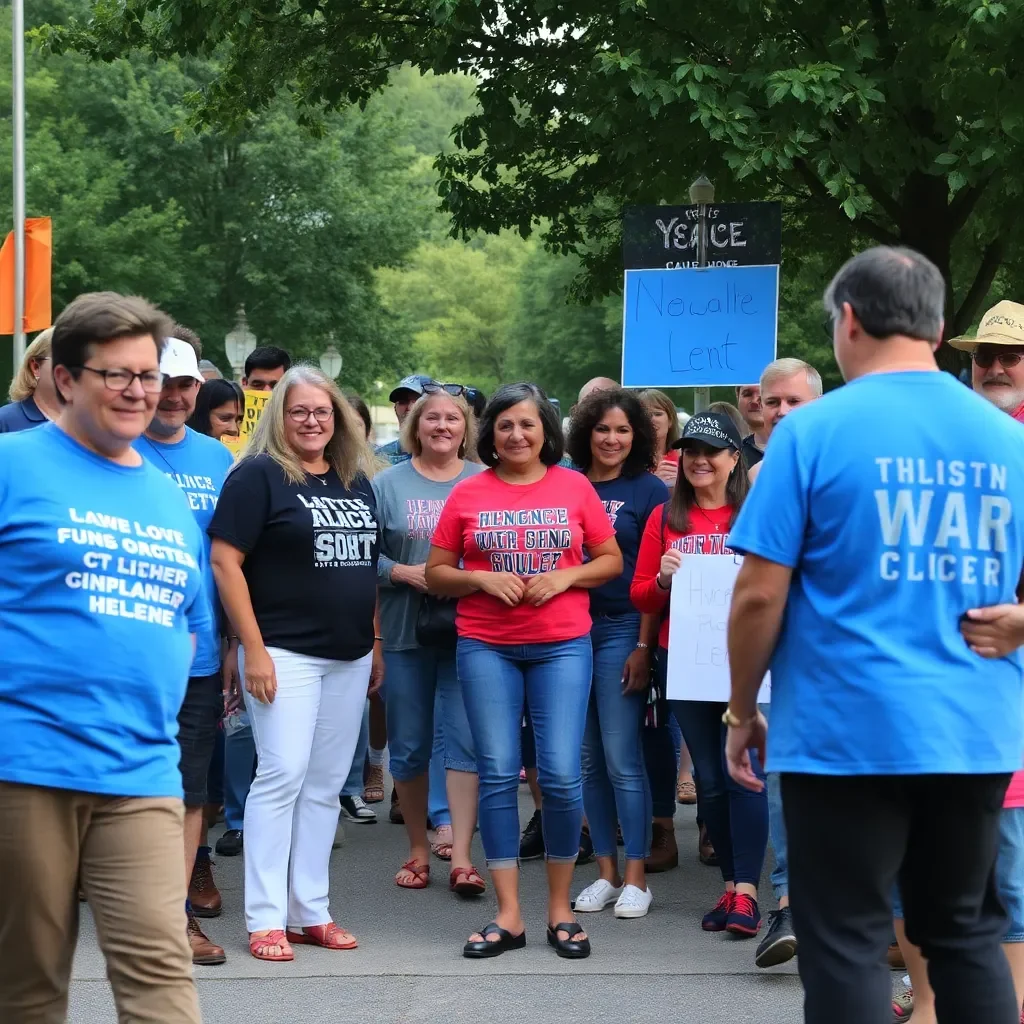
[
  {"xmin": 948, "ymin": 301, "xmax": 1024, "ymax": 350},
  {"xmin": 671, "ymin": 411, "xmax": 742, "ymax": 452},
  {"xmin": 389, "ymin": 374, "xmax": 437, "ymax": 402},
  {"xmin": 160, "ymin": 337, "xmax": 205, "ymax": 384}
]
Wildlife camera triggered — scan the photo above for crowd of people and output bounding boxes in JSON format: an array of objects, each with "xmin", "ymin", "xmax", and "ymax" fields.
[{"xmin": 1, "ymin": 246, "xmax": 1024, "ymax": 1023}]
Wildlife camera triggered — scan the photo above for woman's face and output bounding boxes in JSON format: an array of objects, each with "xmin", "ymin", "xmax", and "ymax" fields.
[
  {"xmin": 647, "ymin": 403, "xmax": 670, "ymax": 447},
  {"xmin": 418, "ymin": 395, "xmax": 466, "ymax": 459},
  {"xmin": 494, "ymin": 399, "xmax": 545, "ymax": 468},
  {"xmin": 681, "ymin": 442, "xmax": 739, "ymax": 494},
  {"xmin": 209, "ymin": 399, "xmax": 243, "ymax": 440},
  {"xmin": 590, "ymin": 406, "xmax": 633, "ymax": 473},
  {"xmin": 284, "ymin": 382, "xmax": 335, "ymax": 461}
]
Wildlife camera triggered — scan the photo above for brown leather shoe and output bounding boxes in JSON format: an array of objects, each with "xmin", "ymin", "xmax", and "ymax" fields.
[
  {"xmin": 887, "ymin": 941, "xmax": 906, "ymax": 971},
  {"xmin": 189, "ymin": 856, "xmax": 222, "ymax": 918},
  {"xmin": 187, "ymin": 912, "xmax": 226, "ymax": 965},
  {"xmin": 698, "ymin": 821, "xmax": 718, "ymax": 866},
  {"xmin": 645, "ymin": 821, "xmax": 679, "ymax": 873}
]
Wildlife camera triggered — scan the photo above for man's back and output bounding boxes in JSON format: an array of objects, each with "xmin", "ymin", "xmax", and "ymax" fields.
[{"xmin": 730, "ymin": 369, "xmax": 1024, "ymax": 776}]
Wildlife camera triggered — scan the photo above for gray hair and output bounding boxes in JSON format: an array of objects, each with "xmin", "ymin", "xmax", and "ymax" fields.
[
  {"xmin": 823, "ymin": 246, "xmax": 945, "ymax": 344},
  {"xmin": 760, "ymin": 358, "xmax": 823, "ymax": 398}
]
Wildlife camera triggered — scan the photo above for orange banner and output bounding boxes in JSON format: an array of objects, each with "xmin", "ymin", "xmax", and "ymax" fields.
[{"xmin": 0, "ymin": 217, "xmax": 53, "ymax": 334}]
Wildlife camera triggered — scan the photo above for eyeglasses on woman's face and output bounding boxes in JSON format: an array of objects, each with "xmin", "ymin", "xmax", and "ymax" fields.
[
  {"xmin": 286, "ymin": 406, "xmax": 334, "ymax": 424},
  {"xmin": 77, "ymin": 365, "xmax": 164, "ymax": 393}
]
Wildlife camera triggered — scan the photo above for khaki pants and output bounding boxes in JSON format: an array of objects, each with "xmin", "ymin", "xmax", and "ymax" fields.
[{"xmin": 0, "ymin": 782, "xmax": 201, "ymax": 1024}]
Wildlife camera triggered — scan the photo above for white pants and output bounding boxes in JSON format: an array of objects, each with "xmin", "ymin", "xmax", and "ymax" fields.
[{"xmin": 241, "ymin": 645, "xmax": 371, "ymax": 932}]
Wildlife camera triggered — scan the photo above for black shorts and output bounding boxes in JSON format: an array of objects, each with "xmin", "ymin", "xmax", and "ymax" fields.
[{"xmin": 177, "ymin": 673, "xmax": 223, "ymax": 807}]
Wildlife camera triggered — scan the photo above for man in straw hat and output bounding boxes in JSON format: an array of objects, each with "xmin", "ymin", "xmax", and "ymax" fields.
[{"xmin": 949, "ymin": 301, "xmax": 1024, "ymax": 422}]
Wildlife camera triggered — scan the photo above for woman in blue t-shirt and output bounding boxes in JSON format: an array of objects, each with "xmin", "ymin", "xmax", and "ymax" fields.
[{"xmin": 564, "ymin": 388, "xmax": 668, "ymax": 919}]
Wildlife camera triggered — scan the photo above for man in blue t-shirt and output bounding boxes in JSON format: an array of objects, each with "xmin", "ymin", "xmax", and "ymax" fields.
[
  {"xmin": 136, "ymin": 332, "xmax": 233, "ymax": 966},
  {"xmin": 722, "ymin": 246, "xmax": 1024, "ymax": 1024}
]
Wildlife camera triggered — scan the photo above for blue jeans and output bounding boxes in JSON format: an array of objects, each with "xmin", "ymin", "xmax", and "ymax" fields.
[
  {"xmin": 458, "ymin": 636, "xmax": 592, "ymax": 868},
  {"xmin": 341, "ymin": 701, "xmax": 369, "ymax": 798},
  {"xmin": 223, "ymin": 712, "xmax": 256, "ymax": 832},
  {"xmin": 581, "ymin": 613, "xmax": 651, "ymax": 860},
  {"xmin": 760, "ymin": 703, "xmax": 788, "ymax": 900},
  {"xmin": 428, "ymin": 693, "xmax": 451, "ymax": 828},
  {"xmin": 643, "ymin": 718, "xmax": 680, "ymax": 820},
  {"xmin": 383, "ymin": 648, "xmax": 475, "ymax": 780}
]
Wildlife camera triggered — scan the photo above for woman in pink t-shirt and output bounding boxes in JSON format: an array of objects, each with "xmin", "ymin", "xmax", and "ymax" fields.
[{"xmin": 427, "ymin": 382, "xmax": 622, "ymax": 961}]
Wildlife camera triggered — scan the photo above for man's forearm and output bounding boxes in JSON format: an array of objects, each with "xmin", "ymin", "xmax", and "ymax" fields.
[{"xmin": 727, "ymin": 591, "xmax": 786, "ymax": 719}]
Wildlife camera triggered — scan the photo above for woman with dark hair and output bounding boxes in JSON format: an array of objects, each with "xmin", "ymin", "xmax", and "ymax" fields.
[
  {"xmin": 630, "ymin": 411, "xmax": 767, "ymax": 939},
  {"xmin": 188, "ymin": 379, "xmax": 245, "ymax": 441},
  {"xmin": 564, "ymin": 389, "xmax": 667, "ymax": 919},
  {"xmin": 426, "ymin": 382, "xmax": 622, "ymax": 960}
]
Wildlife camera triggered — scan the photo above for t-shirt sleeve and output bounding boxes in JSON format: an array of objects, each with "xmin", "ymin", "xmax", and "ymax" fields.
[
  {"xmin": 207, "ymin": 458, "xmax": 272, "ymax": 554},
  {"xmin": 578, "ymin": 476, "xmax": 617, "ymax": 548},
  {"xmin": 728, "ymin": 420, "xmax": 808, "ymax": 569},
  {"xmin": 431, "ymin": 484, "xmax": 464, "ymax": 554}
]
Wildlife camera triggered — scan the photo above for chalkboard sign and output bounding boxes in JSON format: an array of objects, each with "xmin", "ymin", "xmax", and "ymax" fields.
[{"xmin": 623, "ymin": 202, "xmax": 782, "ymax": 269}]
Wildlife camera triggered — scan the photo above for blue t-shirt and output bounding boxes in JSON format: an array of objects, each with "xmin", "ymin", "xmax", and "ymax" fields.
[
  {"xmin": 590, "ymin": 471, "xmax": 669, "ymax": 616},
  {"xmin": 729, "ymin": 371, "xmax": 1024, "ymax": 776},
  {"xmin": 134, "ymin": 428, "xmax": 234, "ymax": 675},
  {"xmin": 0, "ymin": 424, "xmax": 211, "ymax": 797}
]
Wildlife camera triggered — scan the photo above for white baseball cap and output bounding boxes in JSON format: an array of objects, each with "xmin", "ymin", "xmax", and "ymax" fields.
[{"xmin": 160, "ymin": 337, "xmax": 205, "ymax": 384}]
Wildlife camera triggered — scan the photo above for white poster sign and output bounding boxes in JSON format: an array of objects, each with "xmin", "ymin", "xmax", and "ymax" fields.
[{"xmin": 666, "ymin": 553, "xmax": 770, "ymax": 703}]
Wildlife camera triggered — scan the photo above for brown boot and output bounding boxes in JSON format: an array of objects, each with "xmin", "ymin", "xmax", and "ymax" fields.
[
  {"xmin": 187, "ymin": 911, "xmax": 226, "ymax": 965},
  {"xmin": 645, "ymin": 821, "xmax": 679, "ymax": 873},
  {"xmin": 887, "ymin": 942, "xmax": 906, "ymax": 971},
  {"xmin": 189, "ymin": 856, "xmax": 222, "ymax": 918},
  {"xmin": 698, "ymin": 821, "xmax": 718, "ymax": 866}
]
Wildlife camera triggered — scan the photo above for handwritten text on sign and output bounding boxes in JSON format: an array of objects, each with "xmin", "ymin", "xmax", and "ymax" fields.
[
  {"xmin": 621, "ymin": 265, "xmax": 779, "ymax": 388},
  {"xmin": 666, "ymin": 554, "xmax": 770, "ymax": 703}
]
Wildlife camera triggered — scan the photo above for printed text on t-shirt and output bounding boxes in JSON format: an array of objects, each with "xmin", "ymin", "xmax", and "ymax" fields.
[
  {"xmin": 297, "ymin": 494, "xmax": 378, "ymax": 568},
  {"xmin": 474, "ymin": 507, "xmax": 571, "ymax": 574}
]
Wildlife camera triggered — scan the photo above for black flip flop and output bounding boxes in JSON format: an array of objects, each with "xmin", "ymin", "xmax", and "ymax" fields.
[
  {"xmin": 463, "ymin": 921, "xmax": 526, "ymax": 959},
  {"xmin": 547, "ymin": 921, "xmax": 591, "ymax": 959}
]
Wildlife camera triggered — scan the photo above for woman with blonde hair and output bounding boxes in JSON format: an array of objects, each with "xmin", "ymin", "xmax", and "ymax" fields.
[
  {"xmin": 637, "ymin": 389, "xmax": 681, "ymax": 488},
  {"xmin": 209, "ymin": 365, "xmax": 384, "ymax": 962},
  {"xmin": 0, "ymin": 328, "xmax": 59, "ymax": 432}
]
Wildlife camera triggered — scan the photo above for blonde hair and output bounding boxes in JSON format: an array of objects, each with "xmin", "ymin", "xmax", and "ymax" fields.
[
  {"xmin": 638, "ymin": 388, "xmax": 681, "ymax": 449},
  {"xmin": 400, "ymin": 391, "xmax": 477, "ymax": 460},
  {"xmin": 9, "ymin": 328, "xmax": 53, "ymax": 402},
  {"xmin": 760, "ymin": 358, "xmax": 823, "ymax": 398},
  {"xmin": 240, "ymin": 365, "xmax": 377, "ymax": 487},
  {"xmin": 707, "ymin": 400, "xmax": 748, "ymax": 438}
]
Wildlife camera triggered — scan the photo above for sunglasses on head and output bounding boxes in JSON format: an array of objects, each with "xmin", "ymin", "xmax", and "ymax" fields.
[
  {"xmin": 422, "ymin": 382, "xmax": 468, "ymax": 397},
  {"xmin": 971, "ymin": 345, "xmax": 1024, "ymax": 370}
]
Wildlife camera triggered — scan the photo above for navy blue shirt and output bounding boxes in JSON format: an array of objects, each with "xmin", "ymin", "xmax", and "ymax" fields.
[
  {"xmin": 0, "ymin": 395, "xmax": 46, "ymax": 433},
  {"xmin": 590, "ymin": 471, "xmax": 669, "ymax": 616}
]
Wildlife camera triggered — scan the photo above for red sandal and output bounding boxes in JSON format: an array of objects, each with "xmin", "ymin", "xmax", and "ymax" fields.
[
  {"xmin": 396, "ymin": 859, "xmax": 430, "ymax": 889},
  {"xmin": 249, "ymin": 929, "xmax": 294, "ymax": 962},
  {"xmin": 285, "ymin": 922, "xmax": 357, "ymax": 950},
  {"xmin": 450, "ymin": 865, "xmax": 486, "ymax": 896}
]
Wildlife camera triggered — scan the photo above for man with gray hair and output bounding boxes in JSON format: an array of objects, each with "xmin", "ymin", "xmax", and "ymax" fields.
[{"xmin": 722, "ymin": 246, "xmax": 1024, "ymax": 1024}]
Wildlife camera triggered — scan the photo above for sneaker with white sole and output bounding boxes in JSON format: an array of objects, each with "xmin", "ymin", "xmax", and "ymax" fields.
[
  {"xmin": 614, "ymin": 884, "xmax": 653, "ymax": 919},
  {"xmin": 340, "ymin": 795, "xmax": 377, "ymax": 823},
  {"xmin": 574, "ymin": 878, "xmax": 623, "ymax": 912}
]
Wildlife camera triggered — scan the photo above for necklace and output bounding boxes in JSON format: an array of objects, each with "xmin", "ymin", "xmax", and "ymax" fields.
[
  {"xmin": 693, "ymin": 503, "xmax": 725, "ymax": 533},
  {"xmin": 142, "ymin": 434, "xmax": 179, "ymax": 476},
  {"xmin": 307, "ymin": 468, "xmax": 331, "ymax": 487}
]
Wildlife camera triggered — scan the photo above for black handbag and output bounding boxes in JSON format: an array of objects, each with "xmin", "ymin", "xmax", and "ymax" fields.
[{"xmin": 415, "ymin": 594, "xmax": 458, "ymax": 650}]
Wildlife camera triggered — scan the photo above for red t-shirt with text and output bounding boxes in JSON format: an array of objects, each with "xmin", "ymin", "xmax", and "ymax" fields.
[{"xmin": 431, "ymin": 466, "xmax": 616, "ymax": 645}]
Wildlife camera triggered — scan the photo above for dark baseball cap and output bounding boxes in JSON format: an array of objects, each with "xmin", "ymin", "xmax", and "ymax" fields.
[
  {"xmin": 389, "ymin": 374, "xmax": 437, "ymax": 402},
  {"xmin": 671, "ymin": 411, "xmax": 742, "ymax": 452}
]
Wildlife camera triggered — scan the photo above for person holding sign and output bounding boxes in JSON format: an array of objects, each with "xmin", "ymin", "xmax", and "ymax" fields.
[
  {"xmin": 426, "ymin": 382, "xmax": 622, "ymax": 960},
  {"xmin": 630, "ymin": 411, "xmax": 768, "ymax": 939}
]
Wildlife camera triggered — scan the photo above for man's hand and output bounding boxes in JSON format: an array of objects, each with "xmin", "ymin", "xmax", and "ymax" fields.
[
  {"xmin": 725, "ymin": 710, "xmax": 768, "ymax": 792},
  {"xmin": 222, "ymin": 641, "xmax": 242, "ymax": 713},
  {"xmin": 961, "ymin": 604, "xmax": 1024, "ymax": 658},
  {"xmin": 621, "ymin": 647, "xmax": 652, "ymax": 694},
  {"xmin": 392, "ymin": 563, "xmax": 429, "ymax": 592}
]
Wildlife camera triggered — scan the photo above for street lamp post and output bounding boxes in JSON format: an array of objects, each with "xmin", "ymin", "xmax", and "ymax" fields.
[
  {"xmin": 224, "ymin": 306, "xmax": 256, "ymax": 382},
  {"xmin": 689, "ymin": 175, "xmax": 715, "ymax": 415},
  {"xmin": 12, "ymin": 0, "xmax": 26, "ymax": 366},
  {"xmin": 319, "ymin": 337, "xmax": 343, "ymax": 379}
]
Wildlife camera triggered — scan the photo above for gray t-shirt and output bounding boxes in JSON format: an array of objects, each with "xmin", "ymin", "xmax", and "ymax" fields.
[{"xmin": 373, "ymin": 458, "xmax": 485, "ymax": 651}]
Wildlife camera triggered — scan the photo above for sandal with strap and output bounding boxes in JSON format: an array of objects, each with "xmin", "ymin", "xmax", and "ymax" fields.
[
  {"xmin": 547, "ymin": 921, "xmax": 591, "ymax": 959},
  {"xmin": 249, "ymin": 929, "xmax": 294, "ymax": 962},
  {"xmin": 450, "ymin": 865, "xmax": 486, "ymax": 896},
  {"xmin": 396, "ymin": 859, "xmax": 430, "ymax": 889},
  {"xmin": 430, "ymin": 824, "xmax": 453, "ymax": 861},
  {"xmin": 463, "ymin": 921, "xmax": 526, "ymax": 959},
  {"xmin": 362, "ymin": 764, "xmax": 385, "ymax": 804},
  {"xmin": 285, "ymin": 922, "xmax": 357, "ymax": 950},
  {"xmin": 676, "ymin": 777, "xmax": 698, "ymax": 805}
]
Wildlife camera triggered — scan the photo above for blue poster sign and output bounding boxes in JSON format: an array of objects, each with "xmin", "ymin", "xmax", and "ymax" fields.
[{"xmin": 621, "ymin": 264, "xmax": 779, "ymax": 388}]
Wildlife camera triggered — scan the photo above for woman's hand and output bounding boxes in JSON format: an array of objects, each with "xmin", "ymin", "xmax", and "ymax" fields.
[
  {"xmin": 658, "ymin": 548, "xmax": 683, "ymax": 589},
  {"xmin": 621, "ymin": 646, "xmax": 652, "ymax": 694},
  {"xmin": 222, "ymin": 642, "xmax": 242, "ymax": 713},
  {"xmin": 523, "ymin": 569, "xmax": 574, "ymax": 607},
  {"xmin": 392, "ymin": 563, "xmax": 428, "ymax": 593},
  {"xmin": 368, "ymin": 643, "xmax": 385, "ymax": 695},
  {"xmin": 655, "ymin": 458, "xmax": 678, "ymax": 487},
  {"xmin": 244, "ymin": 645, "xmax": 278, "ymax": 704},
  {"xmin": 472, "ymin": 571, "xmax": 526, "ymax": 607}
]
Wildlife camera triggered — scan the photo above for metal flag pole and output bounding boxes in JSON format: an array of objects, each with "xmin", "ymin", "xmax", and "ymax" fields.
[
  {"xmin": 689, "ymin": 175, "xmax": 715, "ymax": 414},
  {"xmin": 12, "ymin": 0, "xmax": 26, "ymax": 365}
]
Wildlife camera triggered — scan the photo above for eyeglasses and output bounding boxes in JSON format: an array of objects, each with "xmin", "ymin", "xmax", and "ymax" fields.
[
  {"xmin": 286, "ymin": 406, "xmax": 334, "ymax": 424},
  {"xmin": 77, "ymin": 365, "xmax": 164, "ymax": 393},
  {"xmin": 971, "ymin": 345, "xmax": 1024, "ymax": 370},
  {"xmin": 423, "ymin": 382, "xmax": 467, "ymax": 397},
  {"xmin": 821, "ymin": 317, "xmax": 834, "ymax": 340}
]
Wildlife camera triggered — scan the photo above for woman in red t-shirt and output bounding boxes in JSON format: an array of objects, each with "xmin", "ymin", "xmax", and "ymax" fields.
[
  {"xmin": 427, "ymin": 382, "xmax": 622, "ymax": 961},
  {"xmin": 631, "ymin": 410, "xmax": 769, "ymax": 939}
]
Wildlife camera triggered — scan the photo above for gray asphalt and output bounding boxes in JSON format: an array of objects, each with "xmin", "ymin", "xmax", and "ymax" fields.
[{"xmin": 69, "ymin": 786, "xmax": 808, "ymax": 1023}]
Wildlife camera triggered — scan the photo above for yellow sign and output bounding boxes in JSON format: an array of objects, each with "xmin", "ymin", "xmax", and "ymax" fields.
[
  {"xmin": 241, "ymin": 389, "xmax": 271, "ymax": 439},
  {"xmin": 220, "ymin": 434, "xmax": 247, "ymax": 459}
]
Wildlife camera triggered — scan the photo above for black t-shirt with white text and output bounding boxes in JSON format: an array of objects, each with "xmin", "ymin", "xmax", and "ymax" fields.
[{"xmin": 208, "ymin": 453, "xmax": 378, "ymax": 661}]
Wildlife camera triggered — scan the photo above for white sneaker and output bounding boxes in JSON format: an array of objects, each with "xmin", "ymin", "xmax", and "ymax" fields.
[
  {"xmin": 614, "ymin": 884, "xmax": 653, "ymax": 919},
  {"xmin": 574, "ymin": 878, "xmax": 623, "ymax": 912}
]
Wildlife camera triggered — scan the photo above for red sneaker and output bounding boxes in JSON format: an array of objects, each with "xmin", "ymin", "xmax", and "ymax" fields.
[
  {"xmin": 701, "ymin": 890, "xmax": 735, "ymax": 931},
  {"xmin": 726, "ymin": 892, "xmax": 762, "ymax": 937}
]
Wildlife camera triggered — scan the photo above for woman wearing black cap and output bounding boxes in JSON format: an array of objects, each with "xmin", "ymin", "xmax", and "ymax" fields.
[{"xmin": 630, "ymin": 411, "xmax": 768, "ymax": 939}]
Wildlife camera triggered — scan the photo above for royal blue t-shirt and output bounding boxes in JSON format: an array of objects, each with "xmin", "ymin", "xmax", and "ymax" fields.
[
  {"xmin": 0, "ymin": 424, "xmax": 211, "ymax": 797},
  {"xmin": 729, "ymin": 371, "xmax": 1024, "ymax": 776},
  {"xmin": 134, "ymin": 428, "xmax": 234, "ymax": 676},
  {"xmin": 591, "ymin": 472, "xmax": 669, "ymax": 616}
]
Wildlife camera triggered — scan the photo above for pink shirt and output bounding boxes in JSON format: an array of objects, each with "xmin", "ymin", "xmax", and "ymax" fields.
[{"xmin": 1005, "ymin": 772, "xmax": 1024, "ymax": 809}]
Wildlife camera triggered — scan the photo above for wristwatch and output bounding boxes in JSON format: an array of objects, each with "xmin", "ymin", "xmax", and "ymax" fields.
[
  {"xmin": 635, "ymin": 642, "xmax": 650, "ymax": 651},
  {"xmin": 721, "ymin": 707, "xmax": 757, "ymax": 728}
]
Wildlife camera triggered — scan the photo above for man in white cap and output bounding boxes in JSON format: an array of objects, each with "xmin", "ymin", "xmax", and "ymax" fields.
[
  {"xmin": 950, "ymin": 301, "xmax": 1024, "ymax": 422},
  {"xmin": 135, "ymin": 330, "xmax": 234, "ymax": 966}
]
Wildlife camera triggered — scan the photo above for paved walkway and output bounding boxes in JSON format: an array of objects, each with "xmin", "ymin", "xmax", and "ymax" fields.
[{"xmin": 69, "ymin": 789, "xmax": 806, "ymax": 1023}]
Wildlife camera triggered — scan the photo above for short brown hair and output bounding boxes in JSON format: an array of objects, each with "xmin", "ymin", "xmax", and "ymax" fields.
[{"xmin": 172, "ymin": 323, "xmax": 202, "ymax": 358}]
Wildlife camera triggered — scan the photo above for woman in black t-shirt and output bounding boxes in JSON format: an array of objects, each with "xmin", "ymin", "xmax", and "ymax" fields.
[{"xmin": 209, "ymin": 366, "xmax": 384, "ymax": 962}]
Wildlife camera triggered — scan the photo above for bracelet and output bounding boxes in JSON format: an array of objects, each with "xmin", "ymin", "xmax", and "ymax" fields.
[
  {"xmin": 721, "ymin": 706, "xmax": 758, "ymax": 728},
  {"xmin": 225, "ymin": 634, "xmax": 239, "ymax": 642},
  {"xmin": 374, "ymin": 635, "xmax": 384, "ymax": 642},
  {"xmin": 635, "ymin": 642, "xmax": 650, "ymax": 650},
  {"xmin": 656, "ymin": 574, "xmax": 670, "ymax": 591}
]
